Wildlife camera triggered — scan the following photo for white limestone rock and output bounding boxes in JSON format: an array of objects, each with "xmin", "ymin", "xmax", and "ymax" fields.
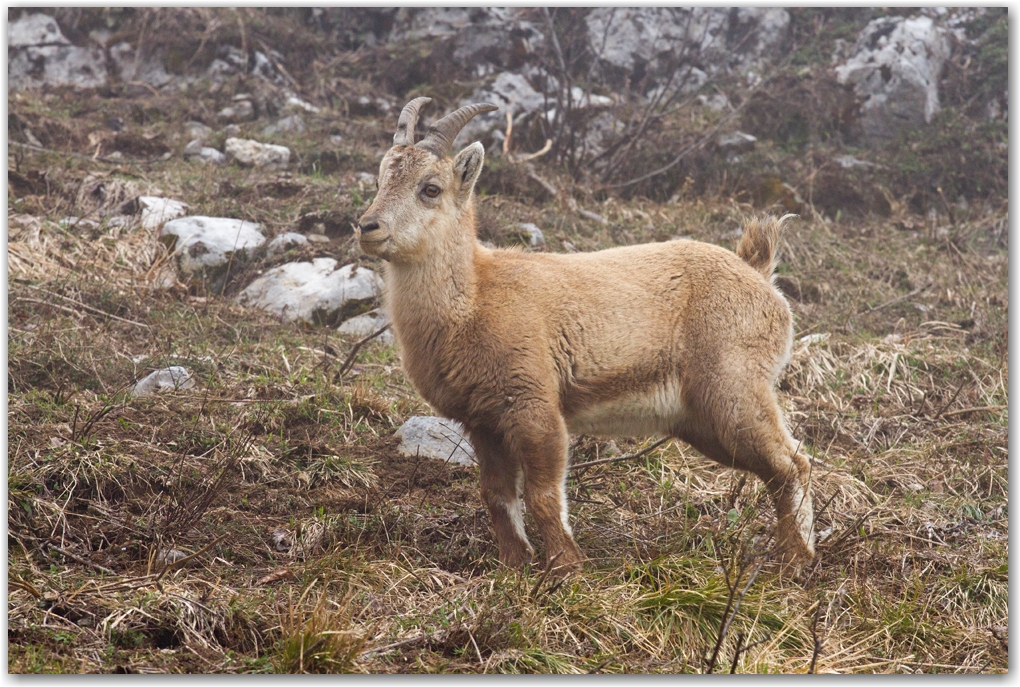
[
  {"xmin": 262, "ymin": 114, "xmax": 306, "ymax": 137},
  {"xmin": 9, "ymin": 44, "xmax": 108, "ymax": 90},
  {"xmin": 138, "ymin": 196, "xmax": 188, "ymax": 231},
  {"xmin": 8, "ymin": 13, "xmax": 69, "ymax": 47},
  {"xmin": 225, "ymin": 137, "xmax": 291, "ymax": 169},
  {"xmin": 185, "ymin": 121, "xmax": 214, "ymax": 142},
  {"xmin": 160, "ymin": 216, "xmax": 265, "ymax": 277},
  {"xmin": 285, "ymin": 94, "xmax": 321, "ymax": 113},
  {"xmin": 717, "ymin": 131, "xmax": 757, "ymax": 153},
  {"xmin": 338, "ymin": 310, "xmax": 394, "ymax": 346},
  {"xmin": 236, "ymin": 258, "xmax": 383, "ymax": 326},
  {"xmin": 516, "ymin": 223, "xmax": 546, "ymax": 248},
  {"xmin": 183, "ymin": 140, "xmax": 226, "ymax": 165},
  {"xmin": 131, "ymin": 366, "xmax": 196, "ymax": 398},
  {"xmin": 217, "ymin": 99, "xmax": 255, "ymax": 122},
  {"xmin": 395, "ymin": 416, "xmax": 476, "ymax": 467},
  {"xmin": 266, "ymin": 232, "xmax": 309, "ymax": 256}
]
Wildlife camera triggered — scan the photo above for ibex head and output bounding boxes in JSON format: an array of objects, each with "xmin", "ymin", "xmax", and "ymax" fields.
[{"xmin": 357, "ymin": 98, "xmax": 497, "ymax": 262}]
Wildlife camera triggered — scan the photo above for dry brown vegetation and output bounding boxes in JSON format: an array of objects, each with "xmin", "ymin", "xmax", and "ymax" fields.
[{"xmin": 8, "ymin": 8, "xmax": 1008, "ymax": 674}]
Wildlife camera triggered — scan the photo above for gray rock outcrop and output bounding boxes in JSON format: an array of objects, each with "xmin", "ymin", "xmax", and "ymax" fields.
[
  {"xmin": 394, "ymin": 416, "xmax": 476, "ymax": 467},
  {"xmin": 9, "ymin": 12, "xmax": 108, "ymax": 90},
  {"xmin": 109, "ymin": 41, "xmax": 173, "ymax": 88},
  {"xmin": 389, "ymin": 8, "xmax": 543, "ymax": 75},
  {"xmin": 460, "ymin": 71, "xmax": 616, "ymax": 151},
  {"xmin": 8, "ymin": 13, "xmax": 68, "ymax": 47},
  {"xmin": 586, "ymin": 8, "xmax": 789, "ymax": 92},
  {"xmin": 459, "ymin": 71, "xmax": 545, "ymax": 143},
  {"xmin": 236, "ymin": 259, "xmax": 383, "ymax": 326},
  {"xmin": 835, "ymin": 15, "xmax": 950, "ymax": 142}
]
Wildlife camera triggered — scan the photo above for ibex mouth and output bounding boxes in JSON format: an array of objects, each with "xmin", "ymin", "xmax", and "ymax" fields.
[{"xmin": 358, "ymin": 229, "xmax": 391, "ymax": 245}]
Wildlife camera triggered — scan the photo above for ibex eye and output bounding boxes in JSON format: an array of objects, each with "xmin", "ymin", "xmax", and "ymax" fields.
[{"xmin": 422, "ymin": 184, "xmax": 441, "ymax": 199}]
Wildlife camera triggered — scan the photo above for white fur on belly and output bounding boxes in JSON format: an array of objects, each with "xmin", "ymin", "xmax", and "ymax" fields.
[{"xmin": 566, "ymin": 379, "xmax": 683, "ymax": 437}]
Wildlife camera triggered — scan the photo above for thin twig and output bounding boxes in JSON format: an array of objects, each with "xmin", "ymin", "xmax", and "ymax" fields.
[
  {"xmin": 360, "ymin": 633, "xmax": 428, "ymax": 658},
  {"xmin": 336, "ymin": 324, "xmax": 392, "ymax": 380},
  {"xmin": 865, "ymin": 285, "xmax": 928, "ymax": 313},
  {"xmin": 525, "ymin": 165, "xmax": 559, "ymax": 198},
  {"xmin": 940, "ymin": 404, "xmax": 1006, "ymax": 419},
  {"xmin": 515, "ymin": 139, "xmax": 553, "ymax": 164},
  {"xmin": 127, "ymin": 80, "xmax": 161, "ymax": 97},
  {"xmin": 808, "ymin": 599, "xmax": 824, "ymax": 673},
  {"xmin": 932, "ymin": 376, "xmax": 974, "ymax": 421},
  {"xmin": 570, "ymin": 437, "xmax": 671, "ymax": 471},
  {"xmin": 13, "ymin": 297, "xmax": 86, "ymax": 321},
  {"xmin": 503, "ymin": 111, "xmax": 513, "ymax": 157},
  {"xmin": 729, "ymin": 632, "xmax": 745, "ymax": 673},
  {"xmin": 10, "ymin": 141, "xmax": 135, "ymax": 165},
  {"xmin": 48, "ymin": 545, "xmax": 117, "ymax": 577},
  {"xmin": 706, "ymin": 555, "xmax": 766, "ymax": 673},
  {"xmin": 21, "ymin": 284, "xmax": 151, "ymax": 329},
  {"xmin": 529, "ymin": 549, "xmax": 565, "ymax": 599},
  {"xmin": 154, "ymin": 535, "xmax": 226, "ymax": 589}
]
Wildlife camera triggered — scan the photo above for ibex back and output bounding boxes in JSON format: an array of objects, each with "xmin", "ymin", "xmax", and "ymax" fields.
[{"xmin": 357, "ymin": 97, "xmax": 815, "ymax": 576}]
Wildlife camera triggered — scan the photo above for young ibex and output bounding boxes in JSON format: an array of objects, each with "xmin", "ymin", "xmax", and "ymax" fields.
[{"xmin": 357, "ymin": 98, "xmax": 814, "ymax": 575}]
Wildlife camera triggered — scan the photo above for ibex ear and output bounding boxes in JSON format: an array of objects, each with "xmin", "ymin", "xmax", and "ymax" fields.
[{"xmin": 453, "ymin": 142, "xmax": 484, "ymax": 200}]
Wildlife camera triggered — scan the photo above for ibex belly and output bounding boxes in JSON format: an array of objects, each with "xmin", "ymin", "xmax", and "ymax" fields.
[{"xmin": 565, "ymin": 379, "xmax": 684, "ymax": 437}]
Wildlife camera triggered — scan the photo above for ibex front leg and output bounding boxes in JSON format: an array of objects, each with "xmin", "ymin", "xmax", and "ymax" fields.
[
  {"xmin": 470, "ymin": 428, "xmax": 534, "ymax": 568},
  {"xmin": 509, "ymin": 411, "xmax": 583, "ymax": 576}
]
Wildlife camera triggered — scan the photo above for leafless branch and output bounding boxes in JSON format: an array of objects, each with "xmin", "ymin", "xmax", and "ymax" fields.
[
  {"xmin": 729, "ymin": 631, "xmax": 745, "ymax": 673},
  {"xmin": 335, "ymin": 323, "xmax": 392, "ymax": 381},
  {"xmin": 570, "ymin": 437, "xmax": 671, "ymax": 471},
  {"xmin": 808, "ymin": 599, "xmax": 824, "ymax": 673},
  {"xmin": 706, "ymin": 553, "xmax": 767, "ymax": 673}
]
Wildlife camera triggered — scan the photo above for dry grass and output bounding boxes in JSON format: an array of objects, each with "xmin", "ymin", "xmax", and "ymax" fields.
[{"xmin": 8, "ymin": 55, "xmax": 1007, "ymax": 674}]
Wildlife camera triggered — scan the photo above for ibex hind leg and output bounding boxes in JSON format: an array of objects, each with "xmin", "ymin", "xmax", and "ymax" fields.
[
  {"xmin": 470, "ymin": 428, "xmax": 534, "ymax": 568},
  {"xmin": 683, "ymin": 380, "xmax": 815, "ymax": 568}
]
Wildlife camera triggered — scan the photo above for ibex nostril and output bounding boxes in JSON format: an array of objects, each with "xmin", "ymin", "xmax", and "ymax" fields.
[{"xmin": 359, "ymin": 220, "xmax": 380, "ymax": 233}]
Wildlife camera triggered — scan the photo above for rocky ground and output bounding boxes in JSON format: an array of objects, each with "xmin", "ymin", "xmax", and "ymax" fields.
[{"xmin": 7, "ymin": 8, "xmax": 1008, "ymax": 674}]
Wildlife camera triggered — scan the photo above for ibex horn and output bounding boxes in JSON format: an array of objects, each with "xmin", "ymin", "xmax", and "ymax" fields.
[
  {"xmin": 416, "ymin": 103, "xmax": 499, "ymax": 158},
  {"xmin": 393, "ymin": 96, "xmax": 433, "ymax": 147}
]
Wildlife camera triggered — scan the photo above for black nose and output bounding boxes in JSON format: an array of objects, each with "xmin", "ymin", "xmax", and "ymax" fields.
[{"xmin": 359, "ymin": 219, "xmax": 379, "ymax": 232}]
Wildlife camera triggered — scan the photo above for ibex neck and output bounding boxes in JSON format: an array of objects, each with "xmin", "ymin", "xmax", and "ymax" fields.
[{"xmin": 386, "ymin": 215, "xmax": 480, "ymax": 330}]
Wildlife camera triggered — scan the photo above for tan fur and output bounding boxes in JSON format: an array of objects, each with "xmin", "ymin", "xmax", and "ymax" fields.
[{"xmin": 358, "ymin": 137, "xmax": 814, "ymax": 576}]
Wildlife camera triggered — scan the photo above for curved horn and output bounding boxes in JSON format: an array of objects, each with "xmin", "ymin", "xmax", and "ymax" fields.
[
  {"xmin": 416, "ymin": 103, "xmax": 498, "ymax": 158},
  {"xmin": 393, "ymin": 97, "xmax": 433, "ymax": 146}
]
